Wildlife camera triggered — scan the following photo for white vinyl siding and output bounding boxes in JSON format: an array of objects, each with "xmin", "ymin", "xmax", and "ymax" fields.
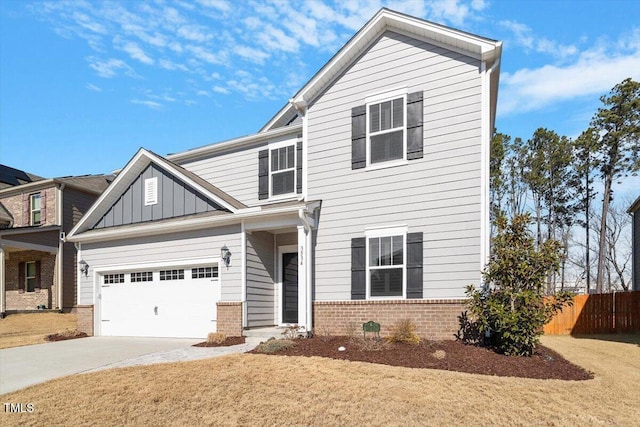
[
  {"xmin": 246, "ymin": 231, "xmax": 275, "ymax": 327},
  {"xmin": 307, "ymin": 31, "xmax": 483, "ymax": 301}
]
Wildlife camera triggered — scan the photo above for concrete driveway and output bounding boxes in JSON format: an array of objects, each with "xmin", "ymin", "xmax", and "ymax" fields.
[{"xmin": 0, "ymin": 337, "xmax": 201, "ymax": 395}]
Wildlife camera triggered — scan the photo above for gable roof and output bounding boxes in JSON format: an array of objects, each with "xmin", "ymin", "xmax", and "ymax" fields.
[
  {"xmin": 261, "ymin": 7, "xmax": 502, "ymax": 132},
  {"xmin": 67, "ymin": 148, "xmax": 246, "ymax": 238},
  {"xmin": 628, "ymin": 195, "xmax": 640, "ymax": 214}
]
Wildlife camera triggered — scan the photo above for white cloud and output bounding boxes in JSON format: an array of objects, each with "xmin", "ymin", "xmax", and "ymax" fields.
[
  {"xmin": 85, "ymin": 83, "xmax": 103, "ymax": 92},
  {"xmin": 212, "ymin": 86, "xmax": 230, "ymax": 94},
  {"xmin": 234, "ymin": 45, "xmax": 270, "ymax": 64},
  {"xmin": 257, "ymin": 24, "xmax": 299, "ymax": 52},
  {"xmin": 87, "ymin": 57, "xmax": 134, "ymax": 78},
  {"xmin": 499, "ymin": 45, "xmax": 640, "ymax": 116},
  {"xmin": 159, "ymin": 59, "xmax": 189, "ymax": 71},
  {"xmin": 500, "ymin": 20, "xmax": 578, "ymax": 60},
  {"xmin": 120, "ymin": 41, "xmax": 154, "ymax": 65},
  {"xmin": 186, "ymin": 45, "xmax": 220, "ymax": 64},
  {"xmin": 196, "ymin": 90, "xmax": 210, "ymax": 96},
  {"xmin": 196, "ymin": 0, "xmax": 231, "ymax": 12},
  {"xmin": 177, "ymin": 24, "xmax": 212, "ymax": 42},
  {"xmin": 130, "ymin": 99, "xmax": 162, "ymax": 109}
]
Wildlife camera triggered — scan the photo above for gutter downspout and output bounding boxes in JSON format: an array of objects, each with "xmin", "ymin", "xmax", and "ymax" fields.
[
  {"xmin": 298, "ymin": 208, "xmax": 313, "ymax": 335},
  {"xmin": 56, "ymin": 183, "xmax": 66, "ymax": 311}
]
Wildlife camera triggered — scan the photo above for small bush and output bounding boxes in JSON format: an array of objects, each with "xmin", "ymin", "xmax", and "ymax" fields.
[
  {"xmin": 350, "ymin": 336, "xmax": 389, "ymax": 351},
  {"xmin": 344, "ymin": 321, "xmax": 359, "ymax": 338},
  {"xmin": 58, "ymin": 329, "xmax": 84, "ymax": 338},
  {"xmin": 314, "ymin": 326, "xmax": 333, "ymax": 343},
  {"xmin": 387, "ymin": 319, "xmax": 421, "ymax": 345},
  {"xmin": 254, "ymin": 338, "xmax": 296, "ymax": 354},
  {"xmin": 207, "ymin": 332, "xmax": 226, "ymax": 345},
  {"xmin": 282, "ymin": 324, "xmax": 303, "ymax": 340}
]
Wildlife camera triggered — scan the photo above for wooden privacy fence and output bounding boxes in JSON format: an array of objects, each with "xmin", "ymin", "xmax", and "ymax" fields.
[{"xmin": 544, "ymin": 291, "xmax": 640, "ymax": 335}]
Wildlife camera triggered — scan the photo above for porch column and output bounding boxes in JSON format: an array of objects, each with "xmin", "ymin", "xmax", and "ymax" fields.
[
  {"xmin": 0, "ymin": 244, "xmax": 5, "ymax": 316},
  {"xmin": 297, "ymin": 226, "xmax": 308, "ymax": 331}
]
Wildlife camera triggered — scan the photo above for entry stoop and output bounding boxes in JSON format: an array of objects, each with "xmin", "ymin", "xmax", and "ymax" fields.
[{"xmin": 243, "ymin": 327, "xmax": 286, "ymax": 344}]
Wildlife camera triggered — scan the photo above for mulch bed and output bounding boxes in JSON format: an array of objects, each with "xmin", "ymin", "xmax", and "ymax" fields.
[
  {"xmin": 250, "ymin": 336, "xmax": 593, "ymax": 381},
  {"xmin": 193, "ymin": 336, "xmax": 246, "ymax": 347},
  {"xmin": 45, "ymin": 331, "xmax": 88, "ymax": 342}
]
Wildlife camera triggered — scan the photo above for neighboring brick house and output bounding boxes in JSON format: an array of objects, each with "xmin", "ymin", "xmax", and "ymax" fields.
[
  {"xmin": 0, "ymin": 165, "xmax": 111, "ymax": 315},
  {"xmin": 68, "ymin": 9, "xmax": 502, "ymax": 340}
]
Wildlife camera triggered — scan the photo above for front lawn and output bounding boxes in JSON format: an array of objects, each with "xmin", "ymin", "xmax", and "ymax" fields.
[
  {"xmin": 1, "ymin": 335, "xmax": 638, "ymax": 426},
  {"xmin": 0, "ymin": 313, "xmax": 78, "ymax": 349}
]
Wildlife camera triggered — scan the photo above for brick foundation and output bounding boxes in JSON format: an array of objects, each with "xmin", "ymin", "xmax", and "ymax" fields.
[
  {"xmin": 313, "ymin": 299, "xmax": 467, "ymax": 341},
  {"xmin": 217, "ymin": 301, "xmax": 243, "ymax": 337},
  {"xmin": 76, "ymin": 305, "xmax": 94, "ymax": 336}
]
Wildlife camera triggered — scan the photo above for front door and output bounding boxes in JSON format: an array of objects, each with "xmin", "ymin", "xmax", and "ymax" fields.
[{"xmin": 282, "ymin": 252, "xmax": 298, "ymax": 324}]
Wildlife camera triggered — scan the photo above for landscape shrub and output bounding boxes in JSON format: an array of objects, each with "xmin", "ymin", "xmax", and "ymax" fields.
[
  {"xmin": 254, "ymin": 338, "xmax": 296, "ymax": 354},
  {"xmin": 349, "ymin": 336, "xmax": 389, "ymax": 351},
  {"xmin": 465, "ymin": 215, "xmax": 573, "ymax": 356},
  {"xmin": 207, "ymin": 332, "xmax": 226, "ymax": 345},
  {"xmin": 386, "ymin": 319, "xmax": 421, "ymax": 345}
]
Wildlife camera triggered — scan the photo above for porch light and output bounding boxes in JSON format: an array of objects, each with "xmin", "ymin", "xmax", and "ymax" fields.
[
  {"xmin": 221, "ymin": 245, "xmax": 232, "ymax": 268},
  {"xmin": 79, "ymin": 260, "xmax": 89, "ymax": 277}
]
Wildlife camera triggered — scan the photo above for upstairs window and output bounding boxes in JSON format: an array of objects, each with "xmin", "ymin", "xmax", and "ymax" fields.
[
  {"xmin": 270, "ymin": 144, "xmax": 295, "ymax": 197},
  {"xmin": 367, "ymin": 95, "xmax": 406, "ymax": 165},
  {"xmin": 30, "ymin": 194, "xmax": 41, "ymax": 225}
]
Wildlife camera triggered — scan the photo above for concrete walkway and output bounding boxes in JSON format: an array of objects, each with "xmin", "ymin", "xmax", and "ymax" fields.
[{"xmin": 0, "ymin": 337, "xmax": 256, "ymax": 395}]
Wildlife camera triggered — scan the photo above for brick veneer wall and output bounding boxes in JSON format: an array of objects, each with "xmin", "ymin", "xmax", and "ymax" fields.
[
  {"xmin": 4, "ymin": 251, "xmax": 57, "ymax": 310},
  {"xmin": 76, "ymin": 305, "xmax": 94, "ymax": 336},
  {"xmin": 217, "ymin": 302, "xmax": 242, "ymax": 337},
  {"xmin": 313, "ymin": 299, "xmax": 467, "ymax": 341},
  {"xmin": 0, "ymin": 187, "xmax": 57, "ymax": 227}
]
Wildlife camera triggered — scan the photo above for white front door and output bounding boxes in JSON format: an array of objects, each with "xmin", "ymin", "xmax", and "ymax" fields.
[{"xmin": 100, "ymin": 265, "xmax": 220, "ymax": 338}]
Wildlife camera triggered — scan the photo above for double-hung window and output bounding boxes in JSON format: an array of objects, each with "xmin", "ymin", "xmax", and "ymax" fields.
[
  {"xmin": 367, "ymin": 94, "xmax": 406, "ymax": 165},
  {"xmin": 25, "ymin": 261, "xmax": 37, "ymax": 292},
  {"xmin": 366, "ymin": 228, "xmax": 406, "ymax": 298},
  {"xmin": 270, "ymin": 144, "xmax": 295, "ymax": 197},
  {"xmin": 30, "ymin": 194, "xmax": 41, "ymax": 225}
]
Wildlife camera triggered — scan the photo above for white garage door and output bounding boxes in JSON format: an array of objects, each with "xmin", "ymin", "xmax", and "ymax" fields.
[{"xmin": 100, "ymin": 265, "xmax": 220, "ymax": 338}]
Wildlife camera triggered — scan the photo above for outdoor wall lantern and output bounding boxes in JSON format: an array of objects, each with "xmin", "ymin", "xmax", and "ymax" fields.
[
  {"xmin": 221, "ymin": 245, "xmax": 232, "ymax": 268},
  {"xmin": 79, "ymin": 259, "xmax": 89, "ymax": 277}
]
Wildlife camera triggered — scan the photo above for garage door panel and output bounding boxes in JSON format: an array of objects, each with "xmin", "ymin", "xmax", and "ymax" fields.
[{"xmin": 100, "ymin": 269, "xmax": 221, "ymax": 338}]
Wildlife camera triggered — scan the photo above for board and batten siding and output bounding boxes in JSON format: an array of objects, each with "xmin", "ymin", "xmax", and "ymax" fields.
[
  {"xmin": 178, "ymin": 132, "xmax": 299, "ymax": 207},
  {"xmin": 94, "ymin": 164, "xmax": 224, "ymax": 229},
  {"xmin": 78, "ymin": 226, "xmax": 242, "ymax": 305},
  {"xmin": 246, "ymin": 231, "xmax": 275, "ymax": 327},
  {"xmin": 307, "ymin": 31, "xmax": 483, "ymax": 301}
]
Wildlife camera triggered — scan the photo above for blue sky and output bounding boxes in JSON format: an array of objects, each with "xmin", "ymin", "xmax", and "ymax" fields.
[{"xmin": 1, "ymin": 0, "xmax": 639, "ymax": 195}]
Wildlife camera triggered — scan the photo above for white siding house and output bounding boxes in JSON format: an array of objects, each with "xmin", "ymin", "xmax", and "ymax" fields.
[{"xmin": 67, "ymin": 8, "xmax": 502, "ymax": 340}]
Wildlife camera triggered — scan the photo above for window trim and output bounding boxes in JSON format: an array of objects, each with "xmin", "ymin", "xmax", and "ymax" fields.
[
  {"xmin": 268, "ymin": 139, "xmax": 297, "ymax": 200},
  {"xmin": 365, "ymin": 90, "xmax": 408, "ymax": 169},
  {"xmin": 25, "ymin": 261, "xmax": 37, "ymax": 292},
  {"xmin": 365, "ymin": 226, "xmax": 407, "ymax": 300},
  {"xmin": 30, "ymin": 193, "xmax": 41, "ymax": 226}
]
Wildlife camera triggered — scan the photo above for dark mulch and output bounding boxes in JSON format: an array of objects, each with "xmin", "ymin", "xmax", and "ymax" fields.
[
  {"xmin": 45, "ymin": 331, "xmax": 88, "ymax": 342},
  {"xmin": 193, "ymin": 336, "xmax": 246, "ymax": 347},
  {"xmin": 249, "ymin": 336, "xmax": 593, "ymax": 381}
]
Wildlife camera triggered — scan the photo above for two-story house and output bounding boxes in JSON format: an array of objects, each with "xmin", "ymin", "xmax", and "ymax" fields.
[
  {"xmin": 0, "ymin": 165, "xmax": 111, "ymax": 316},
  {"xmin": 66, "ymin": 9, "xmax": 502, "ymax": 340}
]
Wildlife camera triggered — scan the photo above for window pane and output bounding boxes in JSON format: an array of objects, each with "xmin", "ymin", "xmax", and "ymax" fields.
[
  {"xmin": 370, "ymin": 268, "xmax": 403, "ymax": 297},
  {"xmin": 27, "ymin": 278, "xmax": 36, "ymax": 292},
  {"xmin": 392, "ymin": 235, "xmax": 403, "ymax": 265},
  {"xmin": 31, "ymin": 195, "xmax": 41, "ymax": 210},
  {"xmin": 272, "ymin": 170, "xmax": 295, "ymax": 195},
  {"xmin": 26, "ymin": 262, "xmax": 36, "ymax": 277},
  {"xmin": 287, "ymin": 145, "xmax": 294, "ymax": 169},
  {"xmin": 271, "ymin": 149, "xmax": 279, "ymax": 171},
  {"xmin": 380, "ymin": 101, "xmax": 392, "ymax": 131},
  {"xmin": 369, "ymin": 238, "xmax": 380, "ymax": 267},
  {"xmin": 392, "ymin": 98, "xmax": 403, "ymax": 127},
  {"xmin": 369, "ymin": 104, "xmax": 380, "ymax": 133},
  {"xmin": 370, "ymin": 130, "xmax": 403, "ymax": 163},
  {"xmin": 380, "ymin": 236, "xmax": 392, "ymax": 266}
]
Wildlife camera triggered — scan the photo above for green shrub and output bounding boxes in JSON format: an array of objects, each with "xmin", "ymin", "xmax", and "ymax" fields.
[
  {"xmin": 465, "ymin": 215, "xmax": 573, "ymax": 356},
  {"xmin": 386, "ymin": 319, "xmax": 421, "ymax": 345},
  {"xmin": 254, "ymin": 338, "xmax": 296, "ymax": 354}
]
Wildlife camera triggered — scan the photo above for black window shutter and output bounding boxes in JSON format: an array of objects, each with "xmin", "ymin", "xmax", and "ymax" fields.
[
  {"xmin": 406, "ymin": 91, "xmax": 424, "ymax": 160},
  {"xmin": 296, "ymin": 138, "xmax": 302, "ymax": 194},
  {"xmin": 258, "ymin": 149, "xmax": 269, "ymax": 200},
  {"xmin": 35, "ymin": 261, "xmax": 41, "ymax": 289},
  {"xmin": 18, "ymin": 262, "xmax": 25, "ymax": 289},
  {"xmin": 351, "ymin": 237, "xmax": 366, "ymax": 299},
  {"xmin": 406, "ymin": 232, "xmax": 423, "ymax": 298},
  {"xmin": 351, "ymin": 105, "xmax": 366, "ymax": 169}
]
